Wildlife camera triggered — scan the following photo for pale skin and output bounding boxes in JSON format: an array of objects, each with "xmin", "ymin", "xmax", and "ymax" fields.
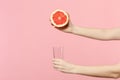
[{"xmin": 51, "ymin": 17, "xmax": 120, "ymax": 79}]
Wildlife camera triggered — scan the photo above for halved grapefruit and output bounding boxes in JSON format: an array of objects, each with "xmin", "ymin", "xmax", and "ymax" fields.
[{"xmin": 50, "ymin": 9, "xmax": 69, "ymax": 27}]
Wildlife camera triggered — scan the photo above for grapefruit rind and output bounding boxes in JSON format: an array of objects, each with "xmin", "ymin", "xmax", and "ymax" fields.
[{"xmin": 50, "ymin": 9, "xmax": 69, "ymax": 27}]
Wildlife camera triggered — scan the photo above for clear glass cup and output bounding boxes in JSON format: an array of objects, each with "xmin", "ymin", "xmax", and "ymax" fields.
[{"xmin": 52, "ymin": 46, "xmax": 64, "ymax": 59}]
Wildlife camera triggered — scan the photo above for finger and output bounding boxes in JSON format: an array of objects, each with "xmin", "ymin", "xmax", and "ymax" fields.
[
  {"xmin": 52, "ymin": 61, "xmax": 60, "ymax": 65},
  {"xmin": 55, "ymin": 24, "xmax": 68, "ymax": 30},
  {"xmin": 51, "ymin": 23, "xmax": 54, "ymax": 26},
  {"xmin": 55, "ymin": 68, "xmax": 69, "ymax": 73},
  {"xmin": 52, "ymin": 59, "xmax": 63, "ymax": 62},
  {"xmin": 52, "ymin": 61, "xmax": 64, "ymax": 66},
  {"xmin": 56, "ymin": 68, "xmax": 65, "ymax": 72},
  {"xmin": 53, "ymin": 65, "xmax": 63, "ymax": 69}
]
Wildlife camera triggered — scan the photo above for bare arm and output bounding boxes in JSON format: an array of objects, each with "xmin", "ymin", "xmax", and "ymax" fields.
[
  {"xmin": 76, "ymin": 64, "xmax": 120, "ymax": 78},
  {"xmin": 54, "ymin": 20, "xmax": 120, "ymax": 40},
  {"xmin": 71, "ymin": 26, "xmax": 120, "ymax": 40},
  {"xmin": 53, "ymin": 59, "xmax": 120, "ymax": 79}
]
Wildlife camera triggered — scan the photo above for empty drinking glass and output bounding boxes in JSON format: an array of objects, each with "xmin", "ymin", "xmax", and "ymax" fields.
[{"xmin": 52, "ymin": 46, "xmax": 64, "ymax": 59}]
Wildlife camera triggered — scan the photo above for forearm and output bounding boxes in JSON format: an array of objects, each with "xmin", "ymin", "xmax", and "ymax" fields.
[
  {"xmin": 71, "ymin": 26, "xmax": 116, "ymax": 40},
  {"xmin": 75, "ymin": 65, "xmax": 120, "ymax": 78}
]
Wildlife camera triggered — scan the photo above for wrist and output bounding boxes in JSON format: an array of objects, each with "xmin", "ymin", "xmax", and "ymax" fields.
[
  {"xmin": 72, "ymin": 65, "xmax": 81, "ymax": 74},
  {"xmin": 70, "ymin": 25, "xmax": 76, "ymax": 33},
  {"xmin": 71, "ymin": 25, "xmax": 78, "ymax": 34},
  {"xmin": 74, "ymin": 65, "xmax": 85, "ymax": 74}
]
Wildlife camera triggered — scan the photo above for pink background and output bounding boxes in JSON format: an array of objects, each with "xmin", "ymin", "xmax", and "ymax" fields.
[{"xmin": 0, "ymin": 0, "xmax": 120, "ymax": 80}]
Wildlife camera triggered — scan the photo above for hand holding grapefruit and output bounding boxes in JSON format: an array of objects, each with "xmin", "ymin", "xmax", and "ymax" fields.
[
  {"xmin": 50, "ymin": 9, "xmax": 74, "ymax": 33},
  {"xmin": 50, "ymin": 9, "xmax": 69, "ymax": 28}
]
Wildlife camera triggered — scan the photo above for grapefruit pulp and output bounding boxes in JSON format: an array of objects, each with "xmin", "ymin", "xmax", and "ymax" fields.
[{"xmin": 50, "ymin": 9, "xmax": 69, "ymax": 27}]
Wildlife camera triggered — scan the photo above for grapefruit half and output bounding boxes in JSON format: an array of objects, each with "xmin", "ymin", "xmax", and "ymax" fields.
[{"xmin": 50, "ymin": 9, "xmax": 69, "ymax": 27}]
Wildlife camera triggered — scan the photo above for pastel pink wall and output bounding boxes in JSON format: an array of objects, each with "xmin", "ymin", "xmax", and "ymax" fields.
[{"xmin": 0, "ymin": 0, "xmax": 120, "ymax": 80}]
